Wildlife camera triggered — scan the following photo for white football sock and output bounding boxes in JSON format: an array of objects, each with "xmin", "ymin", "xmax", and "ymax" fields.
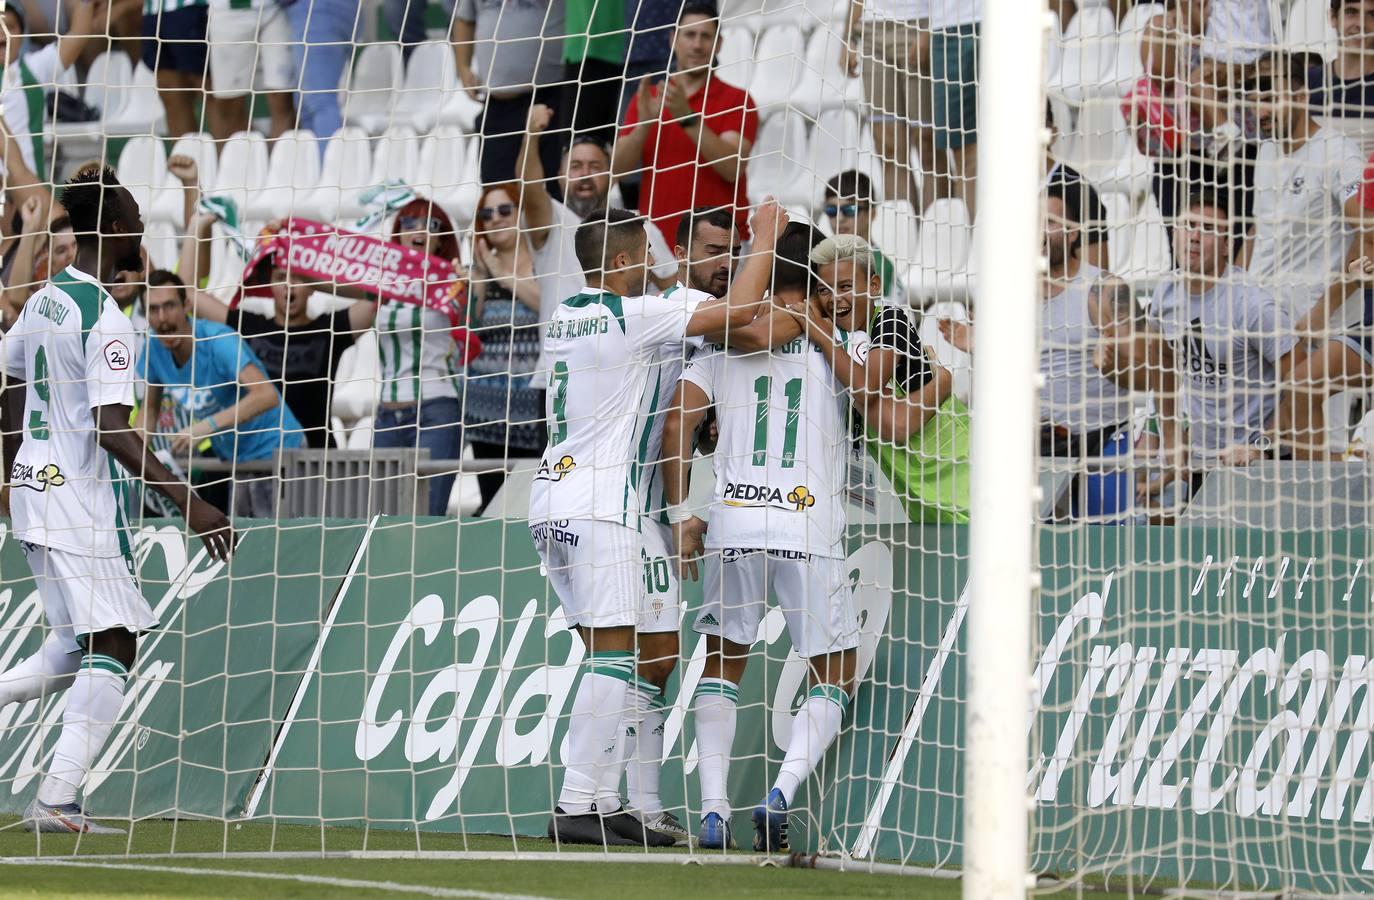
[
  {"xmin": 693, "ymin": 677, "xmax": 739, "ymax": 820},
  {"xmin": 37, "ymin": 655, "xmax": 128, "ymax": 807},
  {"xmin": 557, "ymin": 651, "xmax": 634, "ymax": 815},
  {"xmin": 626, "ymin": 678, "xmax": 667, "ymax": 816},
  {"xmin": 774, "ymin": 684, "xmax": 849, "ymax": 806},
  {"xmin": 0, "ymin": 633, "xmax": 79, "ymax": 707}
]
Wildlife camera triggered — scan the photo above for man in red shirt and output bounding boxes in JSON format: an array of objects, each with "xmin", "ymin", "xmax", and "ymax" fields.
[{"xmin": 613, "ymin": 1, "xmax": 758, "ymax": 243}]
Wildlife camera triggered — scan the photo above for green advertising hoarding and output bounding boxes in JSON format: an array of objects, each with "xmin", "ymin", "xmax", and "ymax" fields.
[
  {"xmin": 0, "ymin": 518, "xmax": 368, "ymax": 819},
  {"xmin": 3, "ymin": 516, "xmax": 1374, "ymax": 894}
]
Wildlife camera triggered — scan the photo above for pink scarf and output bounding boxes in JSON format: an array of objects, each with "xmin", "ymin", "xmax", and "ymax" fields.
[{"xmin": 236, "ymin": 218, "xmax": 481, "ymax": 363}]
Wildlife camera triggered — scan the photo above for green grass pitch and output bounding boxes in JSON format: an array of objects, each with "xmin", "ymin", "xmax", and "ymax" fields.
[{"xmin": 0, "ymin": 818, "xmax": 1139, "ymax": 898}]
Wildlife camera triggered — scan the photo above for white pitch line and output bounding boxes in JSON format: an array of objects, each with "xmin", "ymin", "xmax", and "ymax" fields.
[{"xmin": 0, "ymin": 858, "xmax": 554, "ymax": 900}]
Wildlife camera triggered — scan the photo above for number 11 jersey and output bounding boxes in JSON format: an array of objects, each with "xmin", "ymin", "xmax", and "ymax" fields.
[{"xmin": 679, "ymin": 330, "xmax": 869, "ymax": 558}]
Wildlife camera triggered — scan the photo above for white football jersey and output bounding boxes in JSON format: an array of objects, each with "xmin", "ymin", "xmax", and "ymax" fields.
[
  {"xmin": 2, "ymin": 267, "xmax": 139, "ymax": 558},
  {"xmin": 528, "ymin": 287, "xmax": 704, "ymax": 526},
  {"xmin": 636, "ymin": 283, "xmax": 712, "ymax": 527},
  {"xmin": 680, "ymin": 328, "xmax": 869, "ymax": 557}
]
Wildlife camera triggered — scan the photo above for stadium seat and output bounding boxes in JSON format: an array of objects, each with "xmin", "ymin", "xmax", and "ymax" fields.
[
  {"xmin": 796, "ymin": 25, "xmax": 864, "ymax": 120},
  {"xmin": 1047, "ymin": 7, "xmax": 1119, "ymax": 104},
  {"xmin": 214, "ymin": 130, "xmax": 269, "ymax": 224},
  {"xmin": 717, "ymin": 26, "xmax": 757, "ymax": 92},
  {"xmin": 117, "ymin": 135, "xmax": 177, "ymax": 266},
  {"xmin": 808, "ymin": 107, "xmax": 863, "ymax": 207},
  {"xmin": 1104, "ymin": 190, "xmax": 1170, "ymax": 287},
  {"xmin": 342, "ymin": 43, "xmax": 404, "ymax": 135},
  {"xmin": 1108, "ymin": 2, "xmax": 1164, "ymax": 92},
  {"xmin": 747, "ymin": 111, "xmax": 812, "ymax": 209},
  {"xmin": 247, "ymin": 129, "xmax": 321, "ymax": 221},
  {"xmin": 298, "ymin": 126, "xmax": 375, "ymax": 222},
  {"xmin": 905, "ymin": 198, "xmax": 970, "ymax": 302},
  {"xmin": 330, "ymin": 329, "xmax": 382, "ymax": 432},
  {"xmin": 371, "ymin": 124, "xmax": 422, "ymax": 187},
  {"xmin": 749, "ymin": 25, "xmax": 808, "ymax": 116},
  {"xmin": 400, "ymin": 41, "xmax": 478, "ymax": 133},
  {"xmin": 416, "ymin": 126, "xmax": 477, "ymax": 228},
  {"xmin": 84, "ymin": 51, "xmax": 131, "ymax": 122},
  {"xmin": 1286, "ymin": 0, "xmax": 1339, "ymax": 60}
]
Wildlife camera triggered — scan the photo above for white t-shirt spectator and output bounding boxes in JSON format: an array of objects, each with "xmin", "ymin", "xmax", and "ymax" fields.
[
  {"xmin": 2, "ymin": 43, "xmax": 65, "ymax": 175},
  {"xmin": 1149, "ymin": 269, "xmax": 1298, "ymax": 463},
  {"xmin": 1247, "ymin": 126, "xmax": 1365, "ymax": 317},
  {"xmin": 1200, "ymin": 0, "xmax": 1275, "ymax": 65},
  {"xmin": 455, "ymin": 0, "xmax": 564, "ymax": 96},
  {"xmin": 1040, "ymin": 263, "xmax": 1133, "ymax": 434},
  {"xmin": 928, "ymin": 0, "xmax": 980, "ymax": 29}
]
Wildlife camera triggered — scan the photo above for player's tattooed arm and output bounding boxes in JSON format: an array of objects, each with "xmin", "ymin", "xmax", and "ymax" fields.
[
  {"xmin": 661, "ymin": 379, "xmax": 710, "ymax": 581},
  {"xmin": 695, "ymin": 199, "xmax": 789, "ymax": 340}
]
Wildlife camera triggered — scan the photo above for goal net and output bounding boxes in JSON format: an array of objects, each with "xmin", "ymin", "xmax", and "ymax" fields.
[{"xmin": 0, "ymin": 0, "xmax": 1371, "ymax": 895}]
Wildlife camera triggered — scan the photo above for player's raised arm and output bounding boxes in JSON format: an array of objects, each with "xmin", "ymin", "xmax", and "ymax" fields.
[
  {"xmin": 660, "ymin": 377, "xmax": 711, "ymax": 581},
  {"xmin": 686, "ymin": 199, "xmax": 788, "ymax": 337}
]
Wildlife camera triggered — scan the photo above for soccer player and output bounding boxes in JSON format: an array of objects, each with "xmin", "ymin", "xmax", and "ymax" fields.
[
  {"xmin": 621, "ymin": 206, "xmax": 741, "ymax": 844},
  {"xmin": 0, "ymin": 165, "xmax": 234, "ymax": 833},
  {"xmin": 659, "ymin": 223, "xmax": 869, "ymax": 852},
  {"xmin": 529, "ymin": 201, "xmax": 787, "ymax": 847}
]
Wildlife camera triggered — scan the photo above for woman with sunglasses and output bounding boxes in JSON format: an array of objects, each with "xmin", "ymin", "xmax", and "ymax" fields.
[
  {"xmin": 463, "ymin": 183, "xmax": 545, "ymax": 512},
  {"xmin": 372, "ymin": 197, "xmax": 468, "ymax": 516}
]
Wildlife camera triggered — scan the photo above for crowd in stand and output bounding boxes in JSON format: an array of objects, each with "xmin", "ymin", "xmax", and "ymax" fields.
[{"xmin": 0, "ymin": 0, "xmax": 1373, "ymax": 524}]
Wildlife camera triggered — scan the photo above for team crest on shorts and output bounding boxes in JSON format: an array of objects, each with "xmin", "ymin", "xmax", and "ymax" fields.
[{"xmin": 535, "ymin": 454, "xmax": 577, "ymax": 482}]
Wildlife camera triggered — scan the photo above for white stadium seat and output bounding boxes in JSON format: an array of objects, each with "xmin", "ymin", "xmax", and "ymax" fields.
[
  {"xmin": 416, "ymin": 126, "xmax": 478, "ymax": 228},
  {"xmin": 298, "ymin": 126, "xmax": 375, "ymax": 222},
  {"xmin": 906, "ymin": 198, "xmax": 970, "ymax": 303},
  {"xmin": 868, "ymin": 198, "xmax": 918, "ymax": 273},
  {"xmin": 1047, "ymin": 7, "xmax": 1119, "ymax": 104},
  {"xmin": 371, "ymin": 124, "xmax": 423, "ymax": 186},
  {"xmin": 796, "ymin": 25, "xmax": 864, "ymax": 120},
  {"xmin": 749, "ymin": 25, "xmax": 808, "ymax": 116},
  {"xmin": 400, "ymin": 42, "xmax": 478, "ymax": 133},
  {"xmin": 343, "ymin": 43, "xmax": 404, "ymax": 135},
  {"xmin": 247, "ymin": 129, "xmax": 321, "ymax": 221},
  {"xmin": 1286, "ymin": 0, "xmax": 1339, "ymax": 60},
  {"xmin": 716, "ymin": 26, "xmax": 757, "ymax": 92},
  {"xmin": 747, "ymin": 111, "xmax": 812, "ymax": 209}
]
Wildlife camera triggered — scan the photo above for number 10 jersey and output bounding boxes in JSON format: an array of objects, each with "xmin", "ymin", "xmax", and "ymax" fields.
[{"xmin": 679, "ymin": 329, "xmax": 869, "ymax": 558}]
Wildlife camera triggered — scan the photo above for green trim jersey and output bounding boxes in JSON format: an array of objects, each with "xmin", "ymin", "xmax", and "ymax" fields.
[
  {"xmin": 528, "ymin": 287, "xmax": 705, "ymax": 526},
  {"xmin": 636, "ymin": 283, "xmax": 712, "ymax": 526},
  {"xmin": 681, "ymin": 328, "xmax": 870, "ymax": 557},
  {"xmin": 376, "ymin": 301, "xmax": 460, "ymax": 403},
  {"xmin": 1, "ymin": 267, "xmax": 139, "ymax": 558}
]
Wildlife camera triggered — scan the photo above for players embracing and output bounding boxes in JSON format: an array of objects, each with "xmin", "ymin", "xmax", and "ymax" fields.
[{"xmin": 528, "ymin": 200, "xmax": 789, "ymax": 847}]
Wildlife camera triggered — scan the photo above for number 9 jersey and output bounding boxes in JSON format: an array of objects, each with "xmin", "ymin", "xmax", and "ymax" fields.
[
  {"xmin": 1, "ymin": 269, "xmax": 139, "ymax": 558},
  {"xmin": 680, "ymin": 329, "xmax": 869, "ymax": 558}
]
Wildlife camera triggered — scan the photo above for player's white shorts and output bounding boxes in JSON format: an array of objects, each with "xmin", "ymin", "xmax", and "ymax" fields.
[
  {"xmin": 208, "ymin": 4, "xmax": 295, "ymax": 97},
  {"xmin": 20, "ymin": 542, "xmax": 158, "ymax": 654},
  {"xmin": 638, "ymin": 519, "xmax": 681, "ymax": 634},
  {"xmin": 530, "ymin": 519, "xmax": 639, "ymax": 630},
  {"xmin": 694, "ymin": 548, "xmax": 859, "ymax": 659}
]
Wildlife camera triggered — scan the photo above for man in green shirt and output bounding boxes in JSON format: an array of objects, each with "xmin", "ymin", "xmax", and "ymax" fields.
[
  {"xmin": 809, "ymin": 233, "xmax": 969, "ymax": 523},
  {"xmin": 560, "ymin": 0, "xmax": 627, "ymax": 142},
  {"xmin": 823, "ymin": 170, "xmax": 904, "ymax": 303}
]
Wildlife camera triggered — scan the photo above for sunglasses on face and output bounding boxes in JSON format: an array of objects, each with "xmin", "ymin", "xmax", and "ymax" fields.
[
  {"xmin": 398, "ymin": 215, "xmax": 444, "ymax": 232},
  {"xmin": 824, "ymin": 203, "xmax": 867, "ymax": 218},
  {"xmin": 478, "ymin": 203, "xmax": 516, "ymax": 221}
]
